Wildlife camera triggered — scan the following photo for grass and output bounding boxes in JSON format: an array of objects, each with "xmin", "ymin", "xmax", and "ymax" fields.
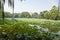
[
  {"xmin": 16, "ymin": 18, "xmax": 60, "ymax": 32},
  {"xmin": 0, "ymin": 18, "xmax": 60, "ymax": 40},
  {"xmin": 0, "ymin": 18, "xmax": 60, "ymax": 32}
]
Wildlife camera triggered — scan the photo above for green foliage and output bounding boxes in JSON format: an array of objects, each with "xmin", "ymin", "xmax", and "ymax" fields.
[
  {"xmin": 20, "ymin": 12, "xmax": 31, "ymax": 18},
  {"xmin": 14, "ymin": 13, "xmax": 20, "ymax": 18},
  {"xmin": 3, "ymin": 5, "xmax": 60, "ymax": 20},
  {"xmin": 0, "ymin": 1, "xmax": 1, "ymax": 9},
  {"xmin": 16, "ymin": 18, "xmax": 60, "ymax": 32},
  {"xmin": 0, "ymin": 18, "xmax": 3, "ymax": 25},
  {"xmin": 32, "ymin": 12, "xmax": 38, "ymax": 18},
  {"xmin": 39, "ymin": 5, "xmax": 60, "ymax": 20},
  {"xmin": 0, "ymin": 20, "xmax": 59, "ymax": 40},
  {"xmin": 4, "ymin": 12, "xmax": 12, "ymax": 18},
  {"xmin": 0, "ymin": 18, "xmax": 60, "ymax": 32},
  {"xmin": 0, "ymin": 9, "xmax": 2, "ymax": 18},
  {"xmin": 39, "ymin": 10, "xmax": 50, "ymax": 19}
]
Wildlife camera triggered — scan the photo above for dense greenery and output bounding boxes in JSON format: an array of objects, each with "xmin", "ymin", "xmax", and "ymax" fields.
[
  {"xmin": 0, "ymin": 0, "xmax": 60, "ymax": 40},
  {"xmin": 39, "ymin": 6, "xmax": 60, "ymax": 20},
  {"xmin": 15, "ymin": 18, "xmax": 60, "ymax": 32},
  {"xmin": 1, "ymin": 5, "xmax": 60, "ymax": 20},
  {"xmin": 0, "ymin": 18, "xmax": 60, "ymax": 32},
  {"xmin": 0, "ymin": 19, "xmax": 60, "ymax": 40}
]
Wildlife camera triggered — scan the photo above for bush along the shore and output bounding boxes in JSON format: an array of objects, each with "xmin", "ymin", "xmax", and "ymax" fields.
[{"xmin": 0, "ymin": 22, "xmax": 60, "ymax": 40}]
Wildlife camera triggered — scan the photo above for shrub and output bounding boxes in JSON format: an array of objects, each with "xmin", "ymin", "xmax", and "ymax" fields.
[{"xmin": 0, "ymin": 22, "xmax": 59, "ymax": 40}]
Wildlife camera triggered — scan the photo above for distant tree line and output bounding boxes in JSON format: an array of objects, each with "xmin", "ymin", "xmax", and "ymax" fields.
[
  {"xmin": 39, "ymin": 6, "xmax": 60, "ymax": 20},
  {"xmin": 0, "ymin": 5, "xmax": 60, "ymax": 20}
]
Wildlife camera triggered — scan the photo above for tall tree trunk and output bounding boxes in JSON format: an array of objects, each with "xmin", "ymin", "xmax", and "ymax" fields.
[{"xmin": 2, "ymin": 3, "xmax": 4, "ymax": 24}]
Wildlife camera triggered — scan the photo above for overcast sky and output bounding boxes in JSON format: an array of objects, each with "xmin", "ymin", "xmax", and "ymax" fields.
[{"xmin": 4, "ymin": 0, "xmax": 58, "ymax": 13}]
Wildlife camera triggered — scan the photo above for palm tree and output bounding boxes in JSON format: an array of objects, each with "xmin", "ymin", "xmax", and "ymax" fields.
[
  {"xmin": 0, "ymin": 0, "xmax": 23, "ymax": 24},
  {"xmin": 8, "ymin": 0, "xmax": 14, "ymax": 21},
  {"xmin": 8, "ymin": 0, "xmax": 23, "ymax": 22},
  {"xmin": 0, "ymin": 0, "xmax": 5, "ymax": 24},
  {"xmin": 0, "ymin": 0, "xmax": 1, "ymax": 9}
]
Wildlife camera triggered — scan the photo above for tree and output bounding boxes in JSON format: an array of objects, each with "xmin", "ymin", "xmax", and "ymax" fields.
[
  {"xmin": 39, "ymin": 6, "xmax": 59, "ymax": 20},
  {"xmin": 32, "ymin": 12, "xmax": 38, "ymax": 18},
  {"xmin": 4, "ymin": 12, "xmax": 12, "ymax": 18},
  {"xmin": 57, "ymin": 11, "xmax": 60, "ymax": 20},
  {"xmin": 0, "ymin": 0, "xmax": 5, "ymax": 24},
  {"xmin": 0, "ymin": 0, "xmax": 23, "ymax": 24},
  {"xmin": 13, "ymin": 13, "xmax": 20, "ymax": 18},
  {"xmin": 0, "ymin": 0, "xmax": 1, "ymax": 9},
  {"xmin": 0, "ymin": 1, "xmax": 1, "ymax": 18},
  {"xmin": 39, "ymin": 10, "xmax": 49, "ymax": 19},
  {"xmin": 39, "ymin": 12, "xmax": 44, "ymax": 19},
  {"xmin": 20, "ymin": 12, "xmax": 31, "ymax": 18},
  {"xmin": 49, "ymin": 6, "xmax": 58, "ymax": 20},
  {"xmin": 43, "ymin": 11, "xmax": 50, "ymax": 19},
  {"xmin": 0, "ymin": 0, "xmax": 14, "ymax": 24}
]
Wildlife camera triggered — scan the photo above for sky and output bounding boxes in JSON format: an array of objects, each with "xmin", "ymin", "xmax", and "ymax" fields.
[{"xmin": 4, "ymin": 0, "xmax": 58, "ymax": 13}]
